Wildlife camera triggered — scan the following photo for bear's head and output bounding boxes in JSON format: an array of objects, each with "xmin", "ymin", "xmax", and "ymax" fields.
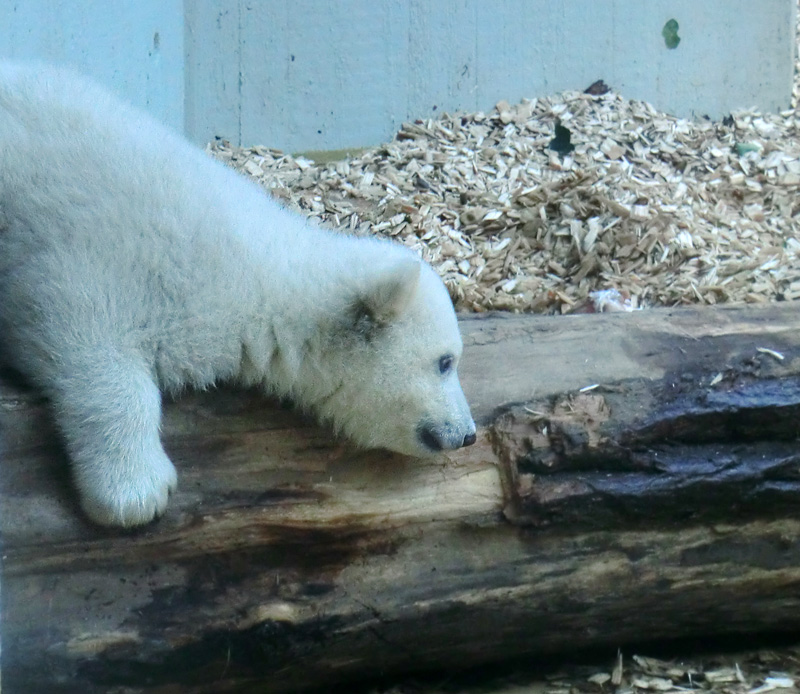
[{"xmin": 299, "ymin": 254, "xmax": 477, "ymax": 457}]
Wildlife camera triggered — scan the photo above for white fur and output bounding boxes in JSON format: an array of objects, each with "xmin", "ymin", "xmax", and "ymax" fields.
[{"xmin": 0, "ymin": 62, "xmax": 476, "ymax": 527}]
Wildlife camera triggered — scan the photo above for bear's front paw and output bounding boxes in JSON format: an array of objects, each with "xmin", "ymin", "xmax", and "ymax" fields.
[{"xmin": 76, "ymin": 451, "xmax": 178, "ymax": 528}]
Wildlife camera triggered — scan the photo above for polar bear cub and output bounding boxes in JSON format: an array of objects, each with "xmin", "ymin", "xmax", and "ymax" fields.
[{"xmin": 0, "ymin": 63, "xmax": 476, "ymax": 528}]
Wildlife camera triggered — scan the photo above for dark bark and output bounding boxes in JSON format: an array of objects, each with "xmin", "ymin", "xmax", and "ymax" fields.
[{"xmin": 3, "ymin": 304, "xmax": 800, "ymax": 693}]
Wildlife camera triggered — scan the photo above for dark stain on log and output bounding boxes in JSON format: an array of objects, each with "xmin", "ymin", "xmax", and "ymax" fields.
[
  {"xmin": 627, "ymin": 377, "xmax": 800, "ymax": 446},
  {"xmin": 680, "ymin": 533, "xmax": 800, "ymax": 570},
  {"xmin": 495, "ymin": 371, "xmax": 800, "ymax": 528},
  {"xmin": 18, "ymin": 615, "xmax": 345, "ymax": 693},
  {"xmin": 3, "ymin": 513, "xmax": 401, "ymax": 577},
  {"xmin": 4, "ymin": 523, "xmax": 402, "ymax": 692}
]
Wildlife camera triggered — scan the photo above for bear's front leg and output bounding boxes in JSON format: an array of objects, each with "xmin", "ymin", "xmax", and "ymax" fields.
[{"xmin": 49, "ymin": 351, "xmax": 177, "ymax": 527}]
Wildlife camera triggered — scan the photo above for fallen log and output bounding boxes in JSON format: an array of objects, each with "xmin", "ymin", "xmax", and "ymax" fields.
[{"xmin": 4, "ymin": 303, "xmax": 800, "ymax": 693}]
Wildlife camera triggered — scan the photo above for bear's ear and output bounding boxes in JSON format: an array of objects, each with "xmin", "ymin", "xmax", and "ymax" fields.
[{"xmin": 360, "ymin": 259, "xmax": 421, "ymax": 327}]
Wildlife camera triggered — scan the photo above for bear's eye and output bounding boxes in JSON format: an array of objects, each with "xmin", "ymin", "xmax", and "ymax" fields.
[{"xmin": 438, "ymin": 354, "xmax": 454, "ymax": 375}]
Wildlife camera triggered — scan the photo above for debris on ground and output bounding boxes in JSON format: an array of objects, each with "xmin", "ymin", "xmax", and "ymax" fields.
[{"xmin": 362, "ymin": 646, "xmax": 800, "ymax": 694}]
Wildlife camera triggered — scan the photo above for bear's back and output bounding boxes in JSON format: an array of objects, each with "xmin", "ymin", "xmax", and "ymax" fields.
[{"xmin": 0, "ymin": 63, "xmax": 268, "ymax": 384}]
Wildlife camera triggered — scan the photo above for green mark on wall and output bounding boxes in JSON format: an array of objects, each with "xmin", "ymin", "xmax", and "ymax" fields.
[{"xmin": 662, "ymin": 19, "xmax": 680, "ymax": 49}]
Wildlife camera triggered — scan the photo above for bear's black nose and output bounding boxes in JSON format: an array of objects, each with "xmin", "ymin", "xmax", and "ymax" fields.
[{"xmin": 462, "ymin": 432, "xmax": 477, "ymax": 447}]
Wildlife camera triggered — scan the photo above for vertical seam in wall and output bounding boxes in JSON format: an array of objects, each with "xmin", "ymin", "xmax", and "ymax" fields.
[
  {"xmin": 791, "ymin": 0, "xmax": 799, "ymax": 95},
  {"xmin": 473, "ymin": 0, "xmax": 479, "ymax": 110},
  {"xmin": 610, "ymin": 0, "xmax": 616, "ymax": 94},
  {"xmin": 237, "ymin": 0, "xmax": 243, "ymax": 145},
  {"xmin": 407, "ymin": 1, "xmax": 414, "ymax": 123}
]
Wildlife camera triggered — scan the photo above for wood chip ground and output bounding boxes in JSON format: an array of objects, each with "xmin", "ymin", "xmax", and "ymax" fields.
[{"xmin": 208, "ymin": 46, "xmax": 800, "ymax": 316}]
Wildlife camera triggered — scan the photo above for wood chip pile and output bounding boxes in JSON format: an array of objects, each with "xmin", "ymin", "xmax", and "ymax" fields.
[{"xmin": 208, "ymin": 50, "xmax": 800, "ymax": 315}]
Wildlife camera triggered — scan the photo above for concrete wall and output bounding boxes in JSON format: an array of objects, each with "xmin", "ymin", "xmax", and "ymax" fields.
[
  {"xmin": 0, "ymin": 1, "xmax": 184, "ymax": 132},
  {"xmin": 1, "ymin": 1, "xmax": 796, "ymax": 152},
  {"xmin": 184, "ymin": 0, "xmax": 796, "ymax": 151}
]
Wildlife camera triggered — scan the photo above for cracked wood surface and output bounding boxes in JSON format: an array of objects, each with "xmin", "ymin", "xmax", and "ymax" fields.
[{"xmin": 3, "ymin": 304, "xmax": 800, "ymax": 693}]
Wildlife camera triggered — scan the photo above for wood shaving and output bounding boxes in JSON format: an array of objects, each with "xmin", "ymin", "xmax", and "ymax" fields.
[
  {"xmin": 756, "ymin": 347, "xmax": 786, "ymax": 361},
  {"xmin": 208, "ymin": 18, "xmax": 800, "ymax": 316}
]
